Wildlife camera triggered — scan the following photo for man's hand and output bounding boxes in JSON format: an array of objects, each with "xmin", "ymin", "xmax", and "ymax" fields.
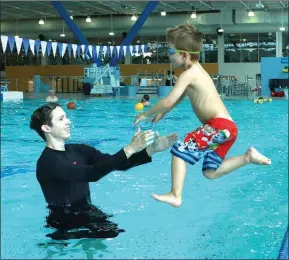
[
  {"xmin": 123, "ymin": 127, "xmax": 155, "ymax": 158},
  {"xmin": 151, "ymin": 113, "xmax": 166, "ymax": 124},
  {"xmin": 146, "ymin": 131, "xmax": 178, "ymax": 157},
  {"xmin": 134, "ymin": 113, "xmax": 147, "ymax": 126}
]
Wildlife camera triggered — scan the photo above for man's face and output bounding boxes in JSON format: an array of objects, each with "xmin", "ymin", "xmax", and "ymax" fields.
[{"xmin": 45, "ymin": 107, "xmax": 71, "ymax": 141}]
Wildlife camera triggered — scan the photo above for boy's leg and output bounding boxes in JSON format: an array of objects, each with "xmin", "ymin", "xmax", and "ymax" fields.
[
  {"xmin": 203, "ymin": 147, "xmax": 271, "ymax": 179},
  {"xmin": 152, "ymin": 155, "xmax": 187, "ymax": 208}
]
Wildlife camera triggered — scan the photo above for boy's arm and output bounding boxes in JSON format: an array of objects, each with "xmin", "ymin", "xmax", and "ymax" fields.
[
  {"xmin": 150, "ymin": 93, "xmax": 186, "ymax": 123},
  {"xmin": 144, "ymin": 71, "xmax": 191, "ymax": 118},
  {"xmin": 168, "ymin": 92, "xmax": 186, "ymax": 112}
]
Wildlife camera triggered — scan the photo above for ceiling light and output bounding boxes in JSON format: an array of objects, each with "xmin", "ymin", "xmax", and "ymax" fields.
[
  {"xmin": 109, "ymin": 32, "xmax": 115, "ymax": 36},
  {"xmin": 218, "ymin": 28, "xmax": 224, "ymax": 33},
  {"xmin": 131, "ymin": 14, "xmax": 137, "ymax": 21},
  {"xmin": 191, "ymin": 12, "xmax": 197, "ymax": 19},
  {"xmin": 255, "ymin": 1, "xmax": 264, "ymax": 8},
  {"xmin": 280, "ymin": 26, "xmax": 286, "ymax": 31},
  {"xmin": 49, "ymin": 39, "xmax": 52, "ymax": 41},
  {"xmin": 248, "ymin": 10, "xmax": 255, "ymax": 17},
  {"xmin": 161, "ymin": 11, "xmax": 166, "ymax": 16},
  {"xmin": 70, "ymin": 16, "xmax": 73, "ymax": 20},
  {"xmin": 60, "ymin": 33, "xmax": 65, "ymax": 37},
  {"xmin": 39, "ymin": 19, "xmax": 45, "ymax": 25},
  {"xmin": 86, "ymin": 16, "xmax": 91, "ymax": 23},
  {"xmin": 15, "ymin": 35, "xmax": 19, "ymax": 38}
]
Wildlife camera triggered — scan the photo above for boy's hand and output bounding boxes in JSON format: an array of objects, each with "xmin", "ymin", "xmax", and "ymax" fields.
[
  {"xmin": 151, "ymin": 113, "xmax": 166, "ymax": 124},
  {"xmin": 134, "ymin": 113, "xmax": 147, "ymax": 126},
  {"xmin": 124, "ymin": 127, "xmax": 155, "ymax": 158}
]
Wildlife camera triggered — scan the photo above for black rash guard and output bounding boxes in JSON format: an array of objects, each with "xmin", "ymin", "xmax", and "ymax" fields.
[
  {"xmin": 37, "ymin": 144, "xmax": 152, "ymax": 208},
  {"xmin": 36, "ymin": 144, "xmax": 152, "ymax": 239}
]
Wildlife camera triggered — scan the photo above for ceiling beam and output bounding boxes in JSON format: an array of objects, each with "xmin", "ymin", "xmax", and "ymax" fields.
[
  {"xmin": 198, "ymin": 1, "xmax": 214, "ymax": 10},
  {"xmin": 95, "ymin": 1, "xmax": 118, "ymax": 13},
  {"xmin": 239, "ymin": 1, "xmax": 250, "ymax": 9},
  {"xmin": 75, "ymin": 1, "xmax": 118, "ymax": 14},
  {"xmin": 1, "ymin": 11, "xmax": 29, "ymax": 19},
  {"xmin": 160, "ymin": 1, "xmax": 179, "ymax": 11},
  {"xmin": 114, "ymin": 1, "xmax": 136, "ymax": 11},
  {"xmin": 280, "ymin": 1, "xmax": 286, "ymax": 8},
  {"xmin": 32, "ymin": 1, "xmax": 84, "ymax": 16},
  {"xmin": 2, "ymin": 3, "xmax": 55, "ymax": 17}
]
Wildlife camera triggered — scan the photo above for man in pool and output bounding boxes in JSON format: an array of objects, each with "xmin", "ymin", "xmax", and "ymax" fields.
[{"xmin": 30, "ymin": 103, "xmax": 177, "ymax": 240}]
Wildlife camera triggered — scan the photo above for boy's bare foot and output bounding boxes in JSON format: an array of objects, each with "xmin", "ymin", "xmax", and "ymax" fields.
[
  {"xmin": 151, "ymin": 192, "xmax": 182, "ymax": 208},
  {"xmin": 246, "ymin": 147, "xmax": 271, "ymax": 165}
]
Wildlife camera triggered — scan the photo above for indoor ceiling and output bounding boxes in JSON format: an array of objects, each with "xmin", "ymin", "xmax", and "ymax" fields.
[{"xmin": 1, "ymin": 1, "xmax": 288, "ymax": 20}]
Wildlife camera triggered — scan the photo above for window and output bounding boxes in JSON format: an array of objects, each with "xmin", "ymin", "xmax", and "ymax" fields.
[{"xmin": 225, "ymin": 33, "xmax": 276, "ymax": 63}]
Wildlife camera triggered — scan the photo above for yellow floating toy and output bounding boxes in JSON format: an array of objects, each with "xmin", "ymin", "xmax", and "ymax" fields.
[
  {"xmin": 253, "ymin": 97, "xmax": 272, "ymax": 104},
  {"xmin": 135, "ymin": 102, "xmax": 144, "ymax": 111}
]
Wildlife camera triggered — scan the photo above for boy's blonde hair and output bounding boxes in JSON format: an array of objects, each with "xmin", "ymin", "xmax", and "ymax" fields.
[{"xmin": 167, "ymin": 24, "xmax": 202, "ymax": 61}]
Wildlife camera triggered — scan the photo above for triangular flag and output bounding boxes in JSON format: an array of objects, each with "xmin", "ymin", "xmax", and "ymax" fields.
[
  {"xmin": 135, "ymin": 45, "xmax": 139, "ymax": 54},
  {"xmin": 51, "ymin": 42, "xmax": 57, "ymax": 57},
  {"xmin": 15, "ymin": 37, "xmax": 23, "ymax": 54},
  {"xmin": 1, "ymin": 35, "xmax": 8, "ymax": 53},
  {"xmin": 116, "ymin": 46, "xmax": 120, "ymax": 57},
  {"xmin": 103, "ymin": 46, "xmax": 107, "ymax": 57},
  {"xmin": 81, "ymin": 44, "xmax": 85, "ymax": 54},
  {"xmin": 96, "ymin": 45, "xmax": 100, "ymax": 58},
  {"xmin": 22, "ymin": 38, "xmax": 29, "ymax": 56},
  {"xmin": 72, "ymin": 44, "xmax": 77, "ymax": 58},
  {"xmin": 123, "ymin": 46, "xmax": 128, "ymax": 56},
  {"xmin": 118, "ymin": 47, "xmax": 123, "ymax": 58},
  {"xmin": 129, "ymin": 45, "xmax": 133, "ymax": 56},
  {"xmin": 88, "ymin": 45, "xmax": 93, "ymax": 58},
  {"xmin": 35, "ymin": 40, "xmax": 41, "ymax": 56},
  {"xmin": 46, "ymin": 41, "xmax": 52, "ymax": 56},
  {"xmin": 61, "ymin": 43, "xmax": 67, "ymax": 57},
  {"xmin": 141, "ymin": 44, "xmax": 145, "ymax": 53},
  {"xmin": 41, "ymin": 41, "xmax": 47, "ymax": 57},
  {"xmin": 8, "ymin": 36, "xmax": 15, "ymax": 52},
  {"xmin": 67, "ymin": 44, "xmax": 72, "ymax": 58},
  {"xmin": 58, "ymin": 43, "xmax": 63, "ymax": 57},
  {"xmin": 76, "ymin": 45, "xmax": 81, "ymax": 57},
  {"xmin": 110, "ymin": 46, "xmax": 114, "ymax": 57},
  {"xmin": 92, "ymin": 45, "xmax": 96, "ymax": 58},
  {"xmin": 29, "ymin": 39, "xmax": 35, "ymax": 55}
]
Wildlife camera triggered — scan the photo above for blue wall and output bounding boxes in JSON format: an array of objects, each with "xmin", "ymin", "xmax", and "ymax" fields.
[{"xmin": 261, "ymin": 57, "xmax": 288, "ymax": 97}]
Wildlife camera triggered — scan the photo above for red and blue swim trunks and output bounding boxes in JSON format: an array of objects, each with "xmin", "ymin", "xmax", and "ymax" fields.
[{"xmin": 171, "ymin": 118, "xmax": 238, "ymax": 171}]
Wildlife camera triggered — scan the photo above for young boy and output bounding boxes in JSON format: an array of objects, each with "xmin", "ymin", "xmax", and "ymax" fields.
[{"xmin": 134, "ymin": 24, "xmax": 271, "ymax": 208}]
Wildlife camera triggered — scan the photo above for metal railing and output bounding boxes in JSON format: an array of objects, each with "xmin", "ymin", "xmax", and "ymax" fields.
[
  {"xmin": 213, "ymin": 75, "xmax": 257, "ymax": 99},
  {"xmin": 34, "ymin": 76, "xmax": 85, "ymax": 93}
]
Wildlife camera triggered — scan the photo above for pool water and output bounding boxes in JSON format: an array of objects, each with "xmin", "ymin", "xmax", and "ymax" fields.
[{"xmin": 1, "ymin": 96, "xmax": 288, "ymax": 259}]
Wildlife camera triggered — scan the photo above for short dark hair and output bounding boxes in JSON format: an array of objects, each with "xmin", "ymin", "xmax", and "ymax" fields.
[
  {"xmin": 30, "ymin": 103, "xmax": 60, "ymax": 141},
  {"xmin": 143, "ymin": 94, "xmax": 150, "ymax": 101}
]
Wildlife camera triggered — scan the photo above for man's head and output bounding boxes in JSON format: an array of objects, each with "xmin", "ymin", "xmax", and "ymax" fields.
[
  {"xmin": 142, "ymin": 94, "xmax": 150, "ymax": 102},
  {"xmin": 167, "ymin": 24, "xmax": 202, "ymax": 67},
  {"xmin": 50, "ymin": 89, "xmax": 55, "ymax": 95},
  {"xmin": 30, "ymin": 103, "xmax": 71, "ymax": 142}
]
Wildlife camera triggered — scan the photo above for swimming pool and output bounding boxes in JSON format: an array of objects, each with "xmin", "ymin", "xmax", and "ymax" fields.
[{"xmin": 1, "ymin": 96, "xmax": 288, "ymax": 259}]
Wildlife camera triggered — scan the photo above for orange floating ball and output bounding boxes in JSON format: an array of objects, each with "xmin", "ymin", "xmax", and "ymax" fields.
[{"xmin": 67, "ymin": 102, "xmax": 76, "ymax": 110}]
